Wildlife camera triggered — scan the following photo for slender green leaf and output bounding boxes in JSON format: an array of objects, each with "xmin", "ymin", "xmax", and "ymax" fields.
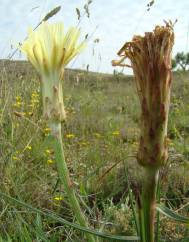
[
  {"xmin": 155, "ymin": 180, "xmax": 161, "ymax": 242},
  {"xmin": 0, "ymin": 191, "xmax": 139, "ymax": 241},
  {"xmin": 124, "ymin": 166, "xmax": 139, "ymax": 236},
  {"xmin": 34, "ymin": 213, "xmax": 48, "ymax": 242},
  {"xmin": 156, "ymin": 204, "xmax": 189, "ymax": 224}
]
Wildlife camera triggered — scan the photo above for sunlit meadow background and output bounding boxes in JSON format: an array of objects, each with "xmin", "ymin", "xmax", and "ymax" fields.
[
  {"xmin": 0, "ymin": 59, "xmax": 188, "ymax": 241},
  {"xmin": 0, "ymin": 1, "xmax": 189, "ymax": 241}
]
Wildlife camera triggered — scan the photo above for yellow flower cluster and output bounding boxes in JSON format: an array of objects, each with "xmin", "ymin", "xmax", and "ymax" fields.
[
  {"xmin": 12, "ymin": 150, "xmax": 21, "ymax": 161},
  {"xmin": 12, "ymin": 96, "xmax": 23, "ymax": 108},
  {"xmin": 66, "ymin": 133, "xmax": 75, "ymax": 138},
  {"xmin": 54, "ymin": 196, "xmax": 64, "ymax": 201},
  {"xmin": 44, "ymin": 148, "xmax": 55, "ymax": 165},
  {"xmin": 26, "ymin": 145, "xmax": 32, "ymax": 150},
  {"xmin": 28, "ymin": 91, "xmax": 40, "ymax": 109},
  {"xmin": 47, "ymin": 159, "xmax": 55, "ymax": 164},
  {"xmin": 43, "ymin": 127, "xmax": 51, "ymax": 136},
  {"xmin": 12, "ymin": 91, "xmax": 40, "ymax": 119},
  {"xmin": 112, "ymin": 130, "xmax": 120, "ymax": 136}
]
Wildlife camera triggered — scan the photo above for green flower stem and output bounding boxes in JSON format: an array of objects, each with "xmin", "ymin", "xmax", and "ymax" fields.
[
  {"xmin": 141, "ymin": 167, "xmax": 159, "ymax": 242},
  {"xmin": 155, "ymin": 179, "xmax": 161, "ymax": 242},
  {"xmin": 138, "ymin": 203, "xmax": 146, "ymax": 242},
  {"xmin": 49, "ymin": 121, "xmax": 95, "ymax": 242}
]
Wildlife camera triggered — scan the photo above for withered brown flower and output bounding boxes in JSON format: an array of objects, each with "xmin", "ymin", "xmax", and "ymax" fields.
[{"xmin": 112, "ymin": 21, "xmax": 174, "ymax": 167}]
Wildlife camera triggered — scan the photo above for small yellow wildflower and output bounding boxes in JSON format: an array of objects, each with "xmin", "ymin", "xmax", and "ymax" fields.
[
  {"xmin": 54, "ymin": 196, "xmax": 64, "ymax": 201},
  {"xmin": 112, "ymin": 130, "xmax": 120, "ymax": 136},
  {"xmin": 66, "ymin": 134, "xmax": 75, "ymax": 138},
  {"xmin": 44, "ymin": 127, "xmax": 51, "ymax": 136},
  {"xmin": 26, "ymin": 145, "xmax": 32, "ymax": 150},
  {"xmin": 45, "ymin": 149, "xmax": 51, "ymax": 155},
  {"xmin": 27, "ymin": 112, "xmax": 33, "ymax": 116},
  {"xmin": 31, "ymin": 99, "xmax": 39, "ymax": 104},
  {"xmin": 12, "ymin": 101, "xmax": 23, "ymax": 108},
  {"xmin": 32, "ymin": 92, "xmax": 39, "ymax": 98},
  {"xmin": 16, "ymin": 96, "xmax": 22, "ymax": 101},
  {"xmin": 44, "ymin": 128, "xmax": 51, "ymax": 132},
  {"xmin": 12, "ymin": 156, "xmax": 20, "ymax": 161},
  {"xmin": 47, "ymin": 159, "xmax": 55, "ymax": 164}
]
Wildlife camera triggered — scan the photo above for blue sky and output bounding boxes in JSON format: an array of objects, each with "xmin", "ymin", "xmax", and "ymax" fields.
[{"xmin": 0, "ymin": 0, "xmax": 189, "ymax": 74}]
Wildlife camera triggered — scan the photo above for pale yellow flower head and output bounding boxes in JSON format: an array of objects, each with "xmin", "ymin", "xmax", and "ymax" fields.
[
  {"xmin": 20, "ymin": 22, "xmax": 86, "ymax": 122},
  {"xmin": 21, "ymin": 22, "xmax": 85, "ymax": 76}
]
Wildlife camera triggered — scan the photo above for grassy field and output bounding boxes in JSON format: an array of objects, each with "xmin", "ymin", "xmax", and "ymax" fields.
[{"xmin": 0, "ymin": 60, "xmax": 189, "ymax": 241}]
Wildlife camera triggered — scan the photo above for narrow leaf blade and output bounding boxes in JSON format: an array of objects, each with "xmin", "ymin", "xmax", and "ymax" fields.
[
  {"xmin": 0, "ymin": 192, "xmax": 139, "ymax": 241},
  {"xmin": 156, "ymin": 204, "xmax": 189, "ymax": 224}
]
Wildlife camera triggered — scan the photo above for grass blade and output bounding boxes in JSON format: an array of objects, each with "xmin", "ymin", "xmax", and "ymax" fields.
[
  {"xmin": 124, "ymin": 166, "xmax": 139, "ymax": 236},
  {"xmin": 155, "ymin": 179, "xmax": 161, "ymax": 242},
  {"xmin": 0, "ymin": 191, "xmax": 139, "ymax": 241},
  {"xmin": 156, "ymin": 204, "xmax": 189, "ymax": 224}
]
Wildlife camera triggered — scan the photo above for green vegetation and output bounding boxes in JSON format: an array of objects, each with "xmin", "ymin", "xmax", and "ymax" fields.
[
  {"xmin": 172, "ymin": 52, "xmax": 189, "ymax": 71},
  {"xmin": 0, "ymin": 60, "xmax": 189, "ymax": 241}
]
